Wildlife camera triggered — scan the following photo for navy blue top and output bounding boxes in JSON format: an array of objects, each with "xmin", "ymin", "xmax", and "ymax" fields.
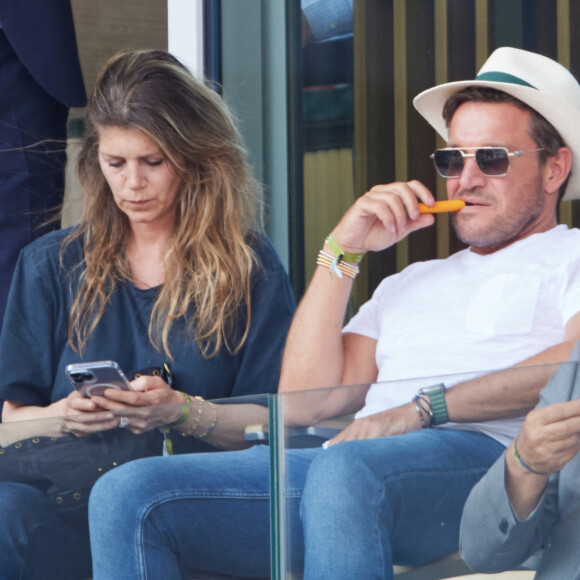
[{"xmin": 0, "ymin": 228, "xmax": 296, "ymax": 406}]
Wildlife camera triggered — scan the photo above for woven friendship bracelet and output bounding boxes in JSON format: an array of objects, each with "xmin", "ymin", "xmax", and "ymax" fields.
[
  {"xmin": 317, "ymin": 253, "xmax": 359, "ymax": 279},
  {"xmin": 513, "ymin": 437, "xmax": 548, "ymax": 475},
  {"xmin": 317, "ymin": 251, "xmax": 360, "ymax": 279},
  {"xmin": 317, "ymin": 251, "xmax": 360, "ymax": 275}
]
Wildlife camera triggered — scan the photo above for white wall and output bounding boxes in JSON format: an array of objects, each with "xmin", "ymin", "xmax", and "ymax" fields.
[{"xmin": 168, "ymin": 0, "xmax": 204, "ymax": 77}]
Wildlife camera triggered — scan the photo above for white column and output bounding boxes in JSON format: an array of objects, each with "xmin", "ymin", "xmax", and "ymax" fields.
[{"xmin": 168, "ymin": 0, "xmax": 204, "ymax": 77}]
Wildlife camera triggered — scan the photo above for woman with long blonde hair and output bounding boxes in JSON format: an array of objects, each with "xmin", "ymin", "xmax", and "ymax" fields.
[{"xmin": 0, "ymin": 50, "xmax": 294, "ymax": 579}]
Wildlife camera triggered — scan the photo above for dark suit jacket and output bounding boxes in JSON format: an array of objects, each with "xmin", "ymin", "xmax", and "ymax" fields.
[
  {"xmin": 459, "ymin": 341, "xmax": 580, "ymax": 579},
  {"xmin": 0, "ymin": 0, "xmax": 86, "ymax": 106}
]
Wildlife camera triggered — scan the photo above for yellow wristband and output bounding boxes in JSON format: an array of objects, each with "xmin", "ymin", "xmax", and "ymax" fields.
[
  {"xmin": 164, "ymin": 392, "xmax": 192, "ymax": 428},
  {"xmin": 325, "ymin": 234, "xmax": 365, "ymax": 264}
]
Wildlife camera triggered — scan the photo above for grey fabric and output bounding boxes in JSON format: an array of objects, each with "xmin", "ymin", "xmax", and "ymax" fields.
[{"xmin": 460, "ymin": 341, "xmax": 580, "ymax": 578}]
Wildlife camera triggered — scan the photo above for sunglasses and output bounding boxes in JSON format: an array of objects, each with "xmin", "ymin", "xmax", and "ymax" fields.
[{"xmin": 431, "ymin": 147, "xmax": 544, "ymax": 178}]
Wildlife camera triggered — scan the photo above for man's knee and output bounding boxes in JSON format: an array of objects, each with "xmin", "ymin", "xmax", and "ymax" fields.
[
  {"xmin": 89, "ymin": 459, "xmax": 146, "ymax": 519},
  {"xmin": 302, "ymin": 440, "xmax": 381, "ymax": 511}
]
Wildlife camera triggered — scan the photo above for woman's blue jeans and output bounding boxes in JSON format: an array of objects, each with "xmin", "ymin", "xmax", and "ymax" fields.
[
  {"xmin": 88, "ymin": 429, "xmax": 504, "ymax": 579},
  {"xmin": 0, "ymin": 482, "xmax": 92, "ymax": 580}
]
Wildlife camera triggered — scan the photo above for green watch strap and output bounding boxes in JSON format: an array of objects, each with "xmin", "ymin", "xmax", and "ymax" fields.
[
  {"xmin": 325, "ymin": 234, "xmax": 365, "ymax": 264},
  {"xmin": 427, "ymin": 386, "xmax": 449, "ymax": 426}
]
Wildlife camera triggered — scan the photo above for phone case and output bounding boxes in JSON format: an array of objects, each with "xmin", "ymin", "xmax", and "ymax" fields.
[{"xmin": 65, "ymin": 360, "xmax": 132, "ymax": 398}]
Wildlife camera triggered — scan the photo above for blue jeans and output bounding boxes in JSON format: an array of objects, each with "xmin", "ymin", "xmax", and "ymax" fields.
[
  {"xmin": 0, "ymin": 483, "xmax": 92, "ymax": 580},
  {"xmin": 301, "ymin": 428, "xmax": 504, "ymax": 579},
  {"xmin": 88, "ymin": 429, "xmax": 504, "ymax": 579},
  {"xmin": 89, "ymin": 445, "xmax": 313, "ymax": 579}
]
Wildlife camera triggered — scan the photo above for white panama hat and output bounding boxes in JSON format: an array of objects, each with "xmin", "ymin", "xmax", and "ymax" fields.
[{"xmin": 413, "ymin": 47, "xmax": 580, "ymax": 201}]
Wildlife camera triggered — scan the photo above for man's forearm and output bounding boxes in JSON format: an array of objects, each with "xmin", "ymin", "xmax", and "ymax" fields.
[
  {"xmin": 446, "ymin": 341, "xmax": 576, "ymax": 423},
  {"xmin": 279, "ymin": 265, "xmax": 354, "ymax": 393},
  {"xmin": 281, "ymin": 180, "xmax": 437, "ymax": 395}
]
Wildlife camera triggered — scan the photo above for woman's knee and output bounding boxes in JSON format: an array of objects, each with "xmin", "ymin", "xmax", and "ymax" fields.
[
  {"xmin": 0, "ymin": 482, "xmax": 53, "ymax": 522},
  {"xmin": 0, "ymin": 483, "xmax": 76, "ymax": 548}
]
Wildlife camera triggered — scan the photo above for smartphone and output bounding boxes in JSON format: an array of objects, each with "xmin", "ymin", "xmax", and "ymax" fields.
[{"xmin": 65, "ymin": 360, "xmax": 132, "ymax": 398}]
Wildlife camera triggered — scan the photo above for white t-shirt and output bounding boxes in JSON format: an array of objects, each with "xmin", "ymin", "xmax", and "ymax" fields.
[{"xmin": 343, "ymin": 225, "xmax": 580, "ymax": 446}]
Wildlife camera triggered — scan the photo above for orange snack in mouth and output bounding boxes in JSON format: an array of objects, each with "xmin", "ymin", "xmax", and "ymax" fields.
[{"xmin": 418, "ymin": 200, "xmax": 466, "ymax": 214}]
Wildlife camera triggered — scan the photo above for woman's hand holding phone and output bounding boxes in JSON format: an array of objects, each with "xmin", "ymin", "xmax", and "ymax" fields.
[
  {"xmin": 65, "ymin": 360, "xmax": 185, "ymax": 434},
  {"xmin": 55, "ymin": 390, "xmax": 118, "ymax": 436},
  {"xmin": 90, "ymin": 374, "xmax": 185, "ymax": 434}
]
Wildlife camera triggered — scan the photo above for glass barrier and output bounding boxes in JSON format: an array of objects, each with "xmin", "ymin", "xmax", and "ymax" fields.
[
  {"xmin": 271, "ymin": 361, "xmax": 576, "ymax": 579},
  {"xmin": 0, "ymin": 360, "xmax": 575, "ymax": 579},
  {"xmin": 0, "ymin": 393, "xmax": 274, "ymax": 580}
]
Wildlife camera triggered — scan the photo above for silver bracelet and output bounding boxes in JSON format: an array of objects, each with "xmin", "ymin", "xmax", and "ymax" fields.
[
  {"xmin": 412, "ymin": 396, "xmax": 427, "ymax": 429},
  {"xmin": 414, "ymin": 394, "xmax": 433, "ymax": 427}
]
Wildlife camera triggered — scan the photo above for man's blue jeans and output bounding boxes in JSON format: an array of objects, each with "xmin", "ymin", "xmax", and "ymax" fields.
[{"xmin": 88, "ymin": 429, "xmax": 504, "ymax": 579}]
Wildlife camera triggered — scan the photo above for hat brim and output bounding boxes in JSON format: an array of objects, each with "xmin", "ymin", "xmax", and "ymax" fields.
[{"xmin": 413, "ymin": 80, "xmax": 580, "ymax": 201}]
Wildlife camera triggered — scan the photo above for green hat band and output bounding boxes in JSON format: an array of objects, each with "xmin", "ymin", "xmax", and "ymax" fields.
[{"xmin": 475, "ymin": 71, "xmax": 536, "ymax": 89}]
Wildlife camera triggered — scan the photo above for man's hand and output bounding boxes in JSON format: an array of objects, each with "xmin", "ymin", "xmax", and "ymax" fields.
[
  {"xmin": 325, "ymin": 402, "xmax": 423, "ymax": 446},
  {"xmin": 512, "ymin": 399, "xmax": 580, "ymax": 474},
  {"xmin": 505, "ymin": 399, "xmax": 580, "ymax": 519},
  {"xmin": 330, "ymin": 181, "xmax": 436, "ymax": 255}
]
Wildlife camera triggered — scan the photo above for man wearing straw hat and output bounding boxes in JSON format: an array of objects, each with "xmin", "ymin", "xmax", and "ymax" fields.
[
  {"xmin": 277, "ymin": 46, "xmax": 580, "ymax": 577},
  {"xmin": 88, "ymin": 48, "xmax": 580, "ymax": 579}
]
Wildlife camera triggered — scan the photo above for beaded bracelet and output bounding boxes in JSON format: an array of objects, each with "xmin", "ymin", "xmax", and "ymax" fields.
[
  {"xmin": 181, "ymin": 396, "xmax": 204, "ymax": 437},
  {"xmin": 317, "ymin": 250, "xmax": 360, "ymax": 279},
  {"xmin": 195, "ymin": 401, "xmax": 218, "ymax": 439}
]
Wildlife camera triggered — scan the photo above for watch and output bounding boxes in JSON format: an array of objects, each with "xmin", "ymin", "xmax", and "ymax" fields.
[{"xmin": 419, "ymin": 384, "xmax": 449, "ymax": 426}]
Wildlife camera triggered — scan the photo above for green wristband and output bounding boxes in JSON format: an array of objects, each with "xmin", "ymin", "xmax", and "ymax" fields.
[
  {"xmin": 325, "ymin": 234, "xmax": 365, "ymax": 264},
  {"xmin": 165, "ymin": 392, "xmax": 192, "ymax": 428}
]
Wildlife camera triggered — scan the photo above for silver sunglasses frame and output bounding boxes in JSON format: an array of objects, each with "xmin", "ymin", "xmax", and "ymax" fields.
[{"xmin": 430, "ymin": 146, "xmax": 544, "ymax": 178}]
